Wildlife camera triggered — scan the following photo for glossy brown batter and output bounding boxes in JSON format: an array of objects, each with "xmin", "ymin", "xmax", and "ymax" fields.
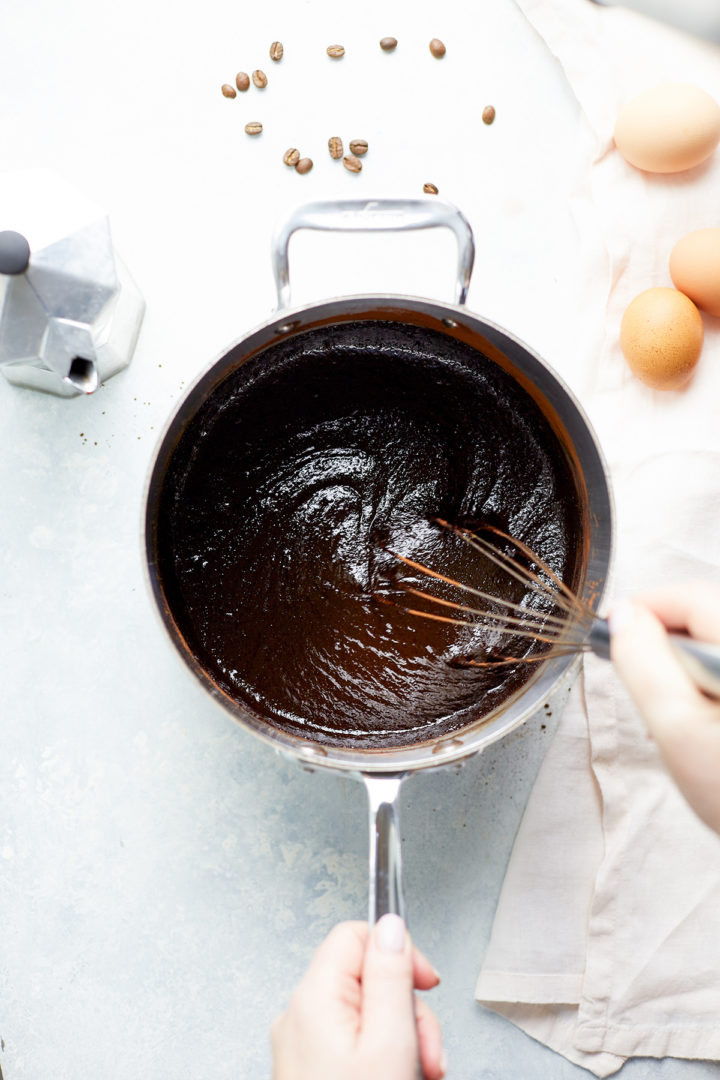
[{"xmin": 155, "ymin": 321, "xmax": 583, "ymax": 748}]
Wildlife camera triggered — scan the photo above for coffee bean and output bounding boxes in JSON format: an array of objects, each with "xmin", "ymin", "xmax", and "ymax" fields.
[
  {"xmin": 349, "ymin": 139, "xmax": 368, "ymax": 156},
  {"xmin": 328, "ymin": 137, "xmax": 343, "ymax": 160},
  {"xmin": 221, "ymin": 84, "xmax": 237, "ymax": 98},
  {"xmin": 295, "ymin": 157, "xmax": 313, "ymax": 174},
  {"xmin": 283, "ymin": 147, "xmax": 300, "ymax": 166},
  {"xmin": 429, "ymin": 38, "xmax": 446, "ymax": 58},
  {"xmin": 380, "ymin": 36, "xmax": 397, "ymax": 51},
  {"xmin": 327, "ymin": 44, "xmax": 345, "ymax": 58},
  {"xmin": 423, "ymin": 183, "xmax": 439, "ymax": 195},
  {"xmin": 482, "ymin": 105, "xmax": 496, "ymax": 125},
  {"xmin": 235, "ymin": 71, "xmax": 250, "ymax": 92},
  {"xmin": 252, "ymin": 69, "xmax": 268, "ymax": 88},
  {"xmin": 245, "ymin": 121, "xmax": 263, "ymax": 135},
  {"xmin": 270, "ymin": 41, "xmax": 284, "ymax": 61},
  {"xmin": 343, "ymin": 154, "xmax": 362, "ymax": 173}
]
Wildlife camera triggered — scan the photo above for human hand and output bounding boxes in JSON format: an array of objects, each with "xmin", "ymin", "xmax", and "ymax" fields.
[
  {"xmin": 610, "ymin": 582, "xmax": 720, "ymax": 834},
  {"xmin": 271, "ymin": 915, "xmax": 446, "ymax": 1080}
]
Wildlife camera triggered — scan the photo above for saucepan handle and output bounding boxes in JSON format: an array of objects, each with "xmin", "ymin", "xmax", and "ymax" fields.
[
  {"xmin": 362, "ymin": 773, "xmax": 407, "ymax": 923},
  {"xmin": 271, "ymin": 197, "xmax": 475, "ymax": 310},
  {"xmin": 362, "ymin": 773, "xmax": 423, "ymax": 1080}
]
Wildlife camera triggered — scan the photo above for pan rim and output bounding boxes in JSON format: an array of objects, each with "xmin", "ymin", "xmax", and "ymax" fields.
[{"xmin": 142, "ymin": 293, "xmax": 615, "ymax": 775}]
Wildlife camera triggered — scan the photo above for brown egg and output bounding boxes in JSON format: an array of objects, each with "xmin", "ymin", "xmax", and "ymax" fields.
[
  {"xmin": 620, "ymin": 287, "xmax": 703, "ymax": 389},
  {"xmin": 670, "ymin": 228, "xmax": 720, "ymax": 317},
  {"xmin": 614, "ymin": 83, "xmax": 720, "ymax": 173}
]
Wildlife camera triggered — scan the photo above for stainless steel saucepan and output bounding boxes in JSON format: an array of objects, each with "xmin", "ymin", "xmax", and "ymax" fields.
[{"xmin": 144, "ymin": 198, "xmax": 613, "ymax": 925}]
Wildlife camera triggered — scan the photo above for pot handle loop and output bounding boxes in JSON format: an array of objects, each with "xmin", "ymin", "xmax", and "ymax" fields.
[
  {"xmin": 362, "ymin": 773, "xmax": 407, "ymax": 924},
  {"xmin": 272, "ymin": 198, "xmax": 475, "ymax": 310}
]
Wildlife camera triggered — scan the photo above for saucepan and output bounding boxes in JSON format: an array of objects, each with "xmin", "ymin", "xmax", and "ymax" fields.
[{"xmin": 144, "ymin": 198, "xmax": 613, "ymax": 924}]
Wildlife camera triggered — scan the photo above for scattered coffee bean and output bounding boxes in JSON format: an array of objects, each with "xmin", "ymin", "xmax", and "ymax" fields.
[
  {"xmin": 327, "ymin": 44, "xmax": 345, "ymax": 58},
  {"xmin": 295, "ymin": 157, "xmax": 313, "ymax": 174},
  {"xmin": 270, "ymin": 41, "xmax": 284, "ymax": 61},
  {"xmin": 343, "ymin": 154, "xmax": 362, "ymax": 173},
  {"xmin": 252, "ymin": 69, "xmax": 268, "ymax": 88},
  {"xmin": 423, "ymin": 183, "xmax": 439, "ymax": 194},
  {"xmin": 429, "ymin": 38, "xmax": 446, "ymax": 58},
  {"xmin": 482, "ymin": 105, "xmax": 496, "ymax": 125},
  {"xmin": 380, "ymin": 36, "xmax": 398, "ymax": 51},
  {"xmin": 283, "ymin": 147, "xmax": 300, "ymax": 166},
  {"xmin": 245, "ymin": 121, "xmax": 263, "ymax": 135},
  {"xmin": 221, "ymin": 84, "xmax": 237, "ymax": 98},
  {"xmin": 235, "ymin": 71, "xmax": 250, "ymax": 92},
  {"xmin": 349, "ymin": 139, "xmax": 368, "ymax": 156},
  {"xmin": 328, "ymin": 136, "xmax": 343, "ymax": 160}
]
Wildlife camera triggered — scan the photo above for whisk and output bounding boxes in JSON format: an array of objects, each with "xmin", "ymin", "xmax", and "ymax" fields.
[{"xmin": 377, "ymin": 518, "xmax": 720, "ymax": 698}]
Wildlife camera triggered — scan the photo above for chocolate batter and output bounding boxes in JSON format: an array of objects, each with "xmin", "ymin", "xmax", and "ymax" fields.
[{"xmin": 154, "ymin": 321, "xmax": 584, "ymax": 748}]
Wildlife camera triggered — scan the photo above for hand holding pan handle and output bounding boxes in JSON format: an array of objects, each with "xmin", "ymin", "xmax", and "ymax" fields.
[{"xmin": 271, "ymin": 197, "xmax": 476, "ymax": 310}]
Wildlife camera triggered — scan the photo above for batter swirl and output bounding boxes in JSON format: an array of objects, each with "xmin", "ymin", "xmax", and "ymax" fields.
[{"xmin": 155, "ymin": 321, "xmax": 583, "ymax": 748}]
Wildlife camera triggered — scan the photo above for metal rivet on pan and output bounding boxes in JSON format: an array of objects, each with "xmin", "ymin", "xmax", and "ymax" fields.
[
  {"xmin": 276, "ymin": 320, "xmax": 300, "ymax": 334},
  {"xmin": 431, "ymin": 737, "xmax": 465, "ymax": 755},
  {"xmin": 442, "ymin": 317, "xmax": 458, "ymax": 329},
  {"xmin": 298, "ymin": 743, "xmax": 328, "ymax": 759}
]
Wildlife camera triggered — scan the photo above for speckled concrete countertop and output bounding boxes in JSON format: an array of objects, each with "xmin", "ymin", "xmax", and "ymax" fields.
[{"xmin": 2, "ymin": 0, "xmax": 720, "ymax": 1076}]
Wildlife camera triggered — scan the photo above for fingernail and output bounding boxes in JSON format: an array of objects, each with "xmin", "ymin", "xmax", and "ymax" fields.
[
  {"xmin": 440, "ymin": 1049, "xmax": 448, "ymax": 1076},
  {"xmin": 375, "ymin": 912, "xmax": 406, "ymax": 953},
  {"xmin": 609, "ymin": 598, "xmax": 636, "ymax": 636}
]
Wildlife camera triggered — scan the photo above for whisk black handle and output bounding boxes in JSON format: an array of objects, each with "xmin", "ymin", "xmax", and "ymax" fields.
[
  {"xmin": 591, "ymin": 616, "xmax": 720, "ymax": 699},
  {"xmin": 589, "ymin": 617, "xmax": 611, "ymax": 660}
]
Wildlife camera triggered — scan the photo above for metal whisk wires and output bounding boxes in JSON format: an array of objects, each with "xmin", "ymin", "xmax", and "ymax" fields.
[{"xmin": 378, "ymin": 518, "xmax": 594, "ymax": 668}]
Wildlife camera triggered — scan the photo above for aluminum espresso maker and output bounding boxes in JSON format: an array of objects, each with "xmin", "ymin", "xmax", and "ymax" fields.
[{"xmin": 0, "ymin": 170, "xmax": 144, "ymax": 397}]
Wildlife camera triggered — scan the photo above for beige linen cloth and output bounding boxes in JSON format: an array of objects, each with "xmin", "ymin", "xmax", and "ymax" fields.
[{"xmin": 475, "ymin": 1, "xmax": 720, "ymax": 1074}]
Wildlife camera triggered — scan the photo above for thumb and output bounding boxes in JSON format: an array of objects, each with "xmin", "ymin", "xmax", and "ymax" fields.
[
  {"xmin": 360, "ymin": 914, "xmax": 418, "ymax": 1072},
  {"xmin": 610, "ymin": 598, "xmax": 720, "ymax": 834},
  {"xmin": 609, "ymin": 598, "xmax": 705, "ymax": 736}
]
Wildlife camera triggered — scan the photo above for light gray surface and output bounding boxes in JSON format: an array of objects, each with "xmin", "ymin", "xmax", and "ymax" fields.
[
  {"xmin": 593, "ymin": 0, "xmax": 720, "ymax": 42},
  {"xmin": 2, "ymin": 0, "xmax": 720, "ymax": 1076}
]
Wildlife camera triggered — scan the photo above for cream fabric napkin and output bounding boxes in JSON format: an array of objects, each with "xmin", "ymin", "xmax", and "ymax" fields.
[{"xmin": 475, "ymin": 1, "xmax": 720, "ymax": 1074}]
